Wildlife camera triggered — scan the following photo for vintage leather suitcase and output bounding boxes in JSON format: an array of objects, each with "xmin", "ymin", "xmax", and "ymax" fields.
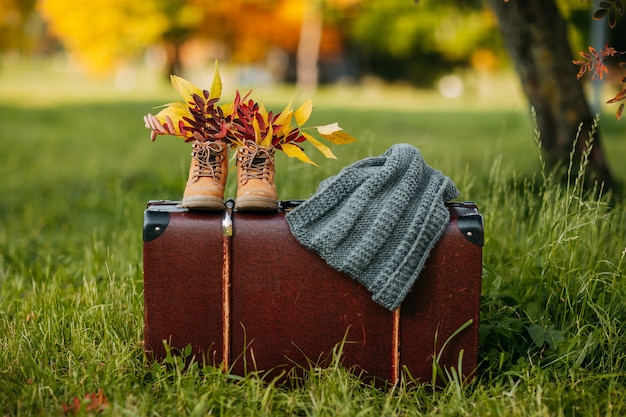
[{"xmin": 143, "ymin": 200, "xmax": 483, "ymax": 384}]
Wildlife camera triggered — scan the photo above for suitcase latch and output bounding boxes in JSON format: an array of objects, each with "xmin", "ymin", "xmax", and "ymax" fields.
[{"xmin": 222, "ymin": 199, "xmax": 234, "ymax": 236}]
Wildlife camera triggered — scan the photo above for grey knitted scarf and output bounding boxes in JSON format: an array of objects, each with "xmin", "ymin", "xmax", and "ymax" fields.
[{"xmin": 286, "ymin": 144, "xmax": 459, "ymax": 311}]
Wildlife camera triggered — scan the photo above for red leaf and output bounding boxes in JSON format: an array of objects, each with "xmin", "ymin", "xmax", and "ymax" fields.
[
  {"xmin": 593, "ymin": 8, "xmax": 609, "ymax": 20},
  {"xmin": 62, "ymin": 389, "xmax": 109, "ymax": 414},
  {"xmin": 609, "ymin": 9, "xmax": 617, "ymax": 28},
  {"xmin": 600, "ymin": 44, "xmax": 617, "ymax": 57},
  {"xmin": 607, "ymin": 88, "xmax": 626, "ymax": 104}
]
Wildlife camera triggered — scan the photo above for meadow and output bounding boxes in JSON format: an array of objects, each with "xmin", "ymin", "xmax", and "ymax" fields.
[{"xmin": 1, "ymin": 63, "xmax": 626, "ymax": 415}]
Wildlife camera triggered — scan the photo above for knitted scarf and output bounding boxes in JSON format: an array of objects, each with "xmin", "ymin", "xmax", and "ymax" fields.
[{"xmin": 286, "ymin": 144, "xmax": 459, "ymax": 311}]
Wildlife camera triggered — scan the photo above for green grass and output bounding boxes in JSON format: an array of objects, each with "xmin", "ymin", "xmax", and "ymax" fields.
[{"xmin": 1, "ymin": 63, "xmax": 626, "ymax": 415}]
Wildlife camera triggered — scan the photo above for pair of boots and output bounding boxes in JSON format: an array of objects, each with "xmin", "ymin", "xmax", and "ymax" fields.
[{"xmin": 182, "ymin": 139, "xmax": 278, "ymax": 211}]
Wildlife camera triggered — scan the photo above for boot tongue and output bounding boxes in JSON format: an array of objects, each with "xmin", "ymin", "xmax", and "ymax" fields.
[{"xmin": 252, "ymin": 156, "xmax": 265, "ymax": 165}]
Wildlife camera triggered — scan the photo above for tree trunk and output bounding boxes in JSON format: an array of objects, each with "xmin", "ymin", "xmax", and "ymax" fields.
[
  {"xmin": 487, "ymin": 0, "xmax": 614, "ymax": 188},
  {"xmin": 164, "ymin": 40, "xmax": 183, "ymax": 78},
  {"xmin": 296, "ymin": 0, "xmax": 323, "ymax": 93}
]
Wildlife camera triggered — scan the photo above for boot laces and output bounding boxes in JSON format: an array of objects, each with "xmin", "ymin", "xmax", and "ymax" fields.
[
  {"xmin": 239, "ymin": 142, "xmax": 274, "ymax": 184},
  {"xmin": 190, "ymin": 141, "xmax": 225, "ymax": 184}
]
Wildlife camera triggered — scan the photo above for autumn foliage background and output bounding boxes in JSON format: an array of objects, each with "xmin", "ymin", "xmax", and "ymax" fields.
[
  {"xmin": 1, "ymin": 1, "xmax": 623, "ymax": 109},
  {"xmin": 5, "ymin": 0, "xmax": 511, "ymax": 87}
]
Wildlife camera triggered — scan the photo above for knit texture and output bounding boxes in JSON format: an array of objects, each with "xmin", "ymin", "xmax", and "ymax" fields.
[{"xmin": 286, "ymin": 144, "xmax": 459, "ymax": 311}]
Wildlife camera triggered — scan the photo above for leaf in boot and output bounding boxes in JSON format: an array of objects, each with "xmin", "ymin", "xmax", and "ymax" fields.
[
  {"xmin": 281, "ymin": 143, "xmax": 318, "ymax": 166},
  {"xmin": 170, "ymin": 75, "xmax": 204, "ymax": 105},
  {"xmin": 316, "ymin": 123, "xmax": 359, "ymax": 144},
  {"xmin": 294, "ymin": 99, "xmax": 313, "ymax": 127}
]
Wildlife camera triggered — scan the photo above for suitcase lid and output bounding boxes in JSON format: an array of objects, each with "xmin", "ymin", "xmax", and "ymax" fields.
[{"xmin": 143, "ymin": 200, "xmax": 484, "ymax": 246}]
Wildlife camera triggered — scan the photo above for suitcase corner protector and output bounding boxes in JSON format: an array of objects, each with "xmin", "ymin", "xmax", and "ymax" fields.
[
  {"xmin": 457, "ymin": 212, "xmax": 484, "ymax": 247},
  {"xmin": 143, "ymin": 210, "xmax": 170, "ymax": 242}
]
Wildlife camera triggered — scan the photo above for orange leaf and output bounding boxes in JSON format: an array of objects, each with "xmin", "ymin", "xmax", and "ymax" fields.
[
  {"xmin": 62, "ymin": 389, "xmax": 109, "ymax": 414},
  {"xmin": 607, "ymin": 88, "xmax": 626, "ymax": 103}
]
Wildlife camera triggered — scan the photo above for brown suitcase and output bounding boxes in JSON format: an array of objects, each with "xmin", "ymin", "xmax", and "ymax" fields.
[{"xmin": 143, "ymin": 200, "xmax": 483, "ymax": 384}]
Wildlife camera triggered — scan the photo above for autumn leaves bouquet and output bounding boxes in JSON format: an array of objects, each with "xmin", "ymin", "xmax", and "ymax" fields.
[{"xmin": 143, "ymin": 62, "xmax": 357, "ymax": 211}]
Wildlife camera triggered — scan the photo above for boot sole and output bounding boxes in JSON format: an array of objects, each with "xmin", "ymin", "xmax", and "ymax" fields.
[
  {"xmin": 235, "ymin": 196, "xmax": 278, "ymax": 211},
  {"xmin": 181, "ymin": 195, "xmax": 224, "ymax": 210}
]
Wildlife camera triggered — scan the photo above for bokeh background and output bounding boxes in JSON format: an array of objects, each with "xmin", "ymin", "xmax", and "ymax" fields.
[
  {"xmin": 3, "ymin": 0, "xmax": 623, "ymax": 102},
  {"xmin": 3, "ymin": 0, "xmax": 625, "ymax": 184}
]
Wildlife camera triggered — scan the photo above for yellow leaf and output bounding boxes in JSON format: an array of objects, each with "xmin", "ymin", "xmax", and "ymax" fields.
[
  {"xmin": 155, "ymin": 103, "xmax": 192, "ymax": 135},
  {"xmin": 274, "ymin": 100, "xmax": 294, "ymax": 137},
  {"xmin": 274, "ymin": 99, "xmax": 293, "ymax": 126},
  {"xmin": 255, "ymin": 102, "xmax": 274, "ymax": 147},
  {"xmin": 258, "ymin": 102, "xmax": 269, "ymax": 122},
  {"xmin": 155, "ymin": 101, "xmax": 190, "ymax": 118},
  {"xmin": 209, "ymin": 60, "xmax": 222, "ymax": 100},
  {"xmin": 276, "ymin": 112, "xmax": 293, "ymax": 137},
  {"xmin": 281, "ymin": 143, "xmax": 318, "ymax": 166},
  {"xmin": 170, "ymin": 75, "xmax": 204, "ymax": 104},
  {"xmin": 220, "ymin": 102, "xmax": 234, "ymax": 117},
  {"xmin": 294, "ymin": 99, "xmax": 313, "ymax": 126},
  {"xmin": 260, "ymin": 123, "xmax": 273, "ymax": 148},
  {"xmin": 261, "ymin": 126, "xmax": 274, "ymax": 148},
  {"xmin": 252, "ymin": 115, "xmax": 262, "ymax": 144},
  {"xmin": 321, "ymin": 130, "xmax": 359, "ymax": 145},
  {"xmin": 301, "ymin": 132, "xmax": 337, "ymax": 159},
  {"xmin": 317, "ymin": 123, "xmax": 359, "ymax": 145}
]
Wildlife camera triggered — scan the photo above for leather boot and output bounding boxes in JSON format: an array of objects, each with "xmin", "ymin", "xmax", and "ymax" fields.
[
  {"xmin": 235, "ymin": 140, "xmax": 278, "ymax": 211},
  {"xmin": 181, "ymin": 140, "xmax": 228, "ymax": 210}
]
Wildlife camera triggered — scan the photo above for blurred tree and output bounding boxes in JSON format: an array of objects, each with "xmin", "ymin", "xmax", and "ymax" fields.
[
  {"xmin": 35, "ymin": 0, "xmax": 499, "ymax": 87},
  {"xmin": 38, "ymin": 0, "xmax": 168, "ymax": 76},
  {"xmin": 487, "ymin": 0, "xmax": 614, "ymax": 188},
  {"xmin": 155, "ymin": 0, "xmax": 203, "ymax": 76},
  {"xmin": 36, "ymin": 0, "xmax": 347, "ymax": 85},
  {"xmin": 0, "ymin": 0, "xmax": 37, "ymax": 55},
  {"xmin": 345, "ymin": 0, "xmax": 501, "ymax": 85},
  {"xmin": 297, "ymin": 0, "xmax": 323, "ymax": 92},
  {"xmin": 191, "ymin": 0, "xmax": 302, "ymax": 64},
  {"xmin": 191, "ymin": 0, "xmax": 348, "ymax": 87}
]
